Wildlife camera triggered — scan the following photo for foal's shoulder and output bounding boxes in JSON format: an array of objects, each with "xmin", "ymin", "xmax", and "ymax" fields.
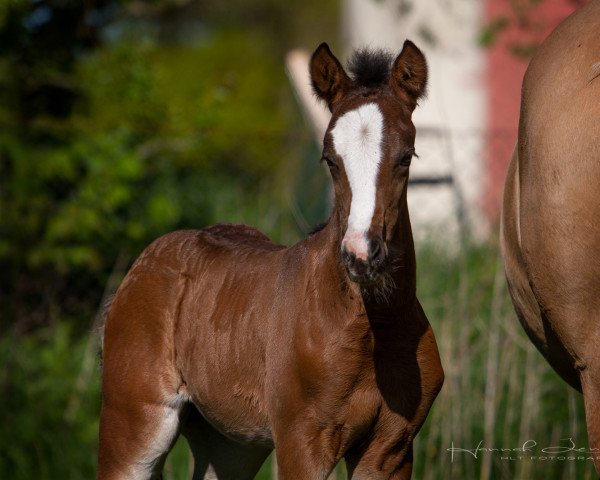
[{"xmin": 200, "ymin": 223, "xmax": 285, "ymax": 252}]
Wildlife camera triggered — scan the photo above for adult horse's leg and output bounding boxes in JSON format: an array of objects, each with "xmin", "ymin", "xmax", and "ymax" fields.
[
  {"xmin": 580, "ymin": 364, "xmax": 600, "ymax": 475},
  {"xmin": 181, "ymin": 407, "xmax": 270, "ymax": 480}
]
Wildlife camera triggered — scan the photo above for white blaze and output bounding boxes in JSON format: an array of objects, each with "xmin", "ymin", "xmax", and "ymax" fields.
[{"xmin": 332, "ymin": 103, "xmax": 383, "ymax": 260}]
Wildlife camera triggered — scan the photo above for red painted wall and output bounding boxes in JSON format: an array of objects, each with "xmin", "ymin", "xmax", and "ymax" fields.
[{"xmin": 484, "ymin": 0, "xmax": 585, "ymax": 220}]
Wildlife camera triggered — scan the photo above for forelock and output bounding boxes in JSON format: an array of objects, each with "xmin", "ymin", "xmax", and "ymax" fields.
[{"xmin": 347, "ymin": 48, "xmax": 394, "ymax": 88}]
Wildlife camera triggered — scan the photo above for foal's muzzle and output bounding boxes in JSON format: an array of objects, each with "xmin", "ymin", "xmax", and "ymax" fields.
[{"xmin": 341, "ymin": 235, "xmax": 388, "ymax": 284}]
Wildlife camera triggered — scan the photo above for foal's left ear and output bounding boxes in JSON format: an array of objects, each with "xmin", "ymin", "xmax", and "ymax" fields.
[{"xmin": 390, "ymin": 40, "xmax": 428, "ymax": 110}]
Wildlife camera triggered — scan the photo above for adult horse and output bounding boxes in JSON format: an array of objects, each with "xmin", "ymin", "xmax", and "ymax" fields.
[
  {"xmin": 98, "ymin": 41, "xmax": 444, "ymax": 480},
  {"xmin": 501, "ymin": 0, "xmax": 600, "ymax": 474}
]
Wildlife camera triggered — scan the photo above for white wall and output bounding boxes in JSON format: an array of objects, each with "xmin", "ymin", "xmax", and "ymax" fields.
[{"xmin": 342, "ymin": 0, "xmax": 488, "ymax": 244}]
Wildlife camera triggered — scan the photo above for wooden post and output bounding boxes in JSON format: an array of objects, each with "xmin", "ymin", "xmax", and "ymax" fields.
[{"xmin": 285, "ymin": 49, "xmax": 331, "ymax": 147}]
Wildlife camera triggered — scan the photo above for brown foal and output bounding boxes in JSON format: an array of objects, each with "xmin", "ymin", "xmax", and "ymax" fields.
[
  {"xmin": 98, "ymin": 41, "xmax": 444, "ymax": 480},
  {"xmin": 501, "ymin": 0, "xmax": 600, "ymax": 475}
]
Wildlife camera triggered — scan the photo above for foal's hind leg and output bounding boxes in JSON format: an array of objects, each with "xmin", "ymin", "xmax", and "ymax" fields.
[
  {"xmin": 181, "ymin": 407, "xmax": 271, "ymax": 480},
  {"xmin": 98, "ymin": 301, "xmax": 188, "ymax": 479},
  {"xmin": 98, "ymin": 397, "xmax": 184, "ymax": 479}
]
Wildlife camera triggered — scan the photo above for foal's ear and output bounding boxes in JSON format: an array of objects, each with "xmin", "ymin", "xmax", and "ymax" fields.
[
  {"xmin": 310, "ymin": 43, "xmax": 351, "ymax": 110},
  {"xmin": 390, "ymin": 40, "xmax": 428, "ymax": 109}
]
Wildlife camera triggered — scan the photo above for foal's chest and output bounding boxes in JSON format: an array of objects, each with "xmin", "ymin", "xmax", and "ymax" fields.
[{"xmin": 285, "ymin": 317, "xmax": 383, "ymax": 430}]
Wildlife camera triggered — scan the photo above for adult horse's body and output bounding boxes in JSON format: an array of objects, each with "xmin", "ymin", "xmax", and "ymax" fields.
[
  {"xmin": 98, "ymin": 41, "xmax": 443, "ymax": 480},
  {"xmin": 501, "ymin": 0, "xmax": 600, "ymax": 474}
]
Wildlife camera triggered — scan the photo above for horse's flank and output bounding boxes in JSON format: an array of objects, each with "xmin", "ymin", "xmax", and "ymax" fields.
[{"xmin": 501, "ymin": 0, "xmax": 600, "ymax": 474}]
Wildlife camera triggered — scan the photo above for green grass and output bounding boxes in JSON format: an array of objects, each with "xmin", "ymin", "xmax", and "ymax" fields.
[{"xmin": 412, "ymin": 240, "xmax": 594, "ymax": 480}]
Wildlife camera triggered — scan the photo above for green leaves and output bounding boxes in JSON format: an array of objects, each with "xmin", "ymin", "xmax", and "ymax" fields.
[
  {"xmin": 0, "ymin": 25, "xmax": 296, "ymax": 327},
  {"xmin": 0, "ymin": 323, "xmax": 101, "ymax": 479},
  {"xmin": 478, "ymin": 16, "xmax": 510, "ymax": 48}
]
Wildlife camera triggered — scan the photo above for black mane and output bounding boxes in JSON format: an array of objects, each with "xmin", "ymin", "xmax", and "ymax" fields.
[{"xmin": 347, "ymin": 48, "xmax": 394, "ymax": 88}]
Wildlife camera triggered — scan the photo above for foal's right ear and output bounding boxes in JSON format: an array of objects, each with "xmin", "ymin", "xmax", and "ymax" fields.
[
  {"xmin": 310, "ymin": 43, "xmax": 351, "ymax": 110},
  {"xmin": 390, "ymin": 40, "xmax": 428, "ymax": 110}
]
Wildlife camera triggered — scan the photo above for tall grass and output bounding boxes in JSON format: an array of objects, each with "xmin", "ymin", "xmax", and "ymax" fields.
[{"xmin": 412, "ymin": 239, "xmax": 594, "ymax": 480}]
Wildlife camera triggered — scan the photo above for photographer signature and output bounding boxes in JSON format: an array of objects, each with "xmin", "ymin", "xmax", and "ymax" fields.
[{"xmin": 447, "ymin": 438, "xmax": 600, "ymax": 463}]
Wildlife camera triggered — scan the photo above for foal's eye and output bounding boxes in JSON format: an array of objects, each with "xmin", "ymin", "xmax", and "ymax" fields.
[
  {"xmin": 396, "ymin": 150, "xmax": 416, "ymax": 168},
  {"xmin": 322, "ymin": 156, "xmax": 338, "ymax": 169}
]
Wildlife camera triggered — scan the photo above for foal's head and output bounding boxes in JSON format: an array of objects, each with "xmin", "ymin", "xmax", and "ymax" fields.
[{"xmin": 310, "ymin": 41, "xmax": 427, "ymax": 285}]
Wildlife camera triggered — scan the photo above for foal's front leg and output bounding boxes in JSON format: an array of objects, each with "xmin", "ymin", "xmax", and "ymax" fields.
[
  {"xmin": 273, "ymin": 422, "xmax": 342, "ymax": 480},
  {"xmin": 345, "ymin": 435, "xmax": 414, "ymax": 480}
]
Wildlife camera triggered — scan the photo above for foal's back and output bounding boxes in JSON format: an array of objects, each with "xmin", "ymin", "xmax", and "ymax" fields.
[{"xmin": 167, "ymin": 226, "xmax": 286, "ymax": 443}]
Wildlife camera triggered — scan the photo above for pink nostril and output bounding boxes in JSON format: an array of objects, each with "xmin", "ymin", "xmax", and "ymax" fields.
[{"xmin": 342, "ymin": 231, "xmax": 369, "ymax": 261}]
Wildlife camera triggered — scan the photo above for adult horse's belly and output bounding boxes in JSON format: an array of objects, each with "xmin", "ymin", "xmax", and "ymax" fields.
[
  {"xmin": 507, "ymin": 0, "xmax": 600, "ymax": 377},
  {"xmin": 501, "ymin": 150, "xmax": 582, "ymax": 391},
  {"xmin": 172, "ymin": 235, "xmax": 284, "ymax": 447}
]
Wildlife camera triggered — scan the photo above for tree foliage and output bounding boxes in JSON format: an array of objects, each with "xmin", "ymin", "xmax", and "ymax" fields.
[
  {"xmin": 0, "ymin": 1, "xmax": 320, "ymax": 331},
  {"xmin": 478, "ymin": 0, "xmax": 589, "ymax": 58}
]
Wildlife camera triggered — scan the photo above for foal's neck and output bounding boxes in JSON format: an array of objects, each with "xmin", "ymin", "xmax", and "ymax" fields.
[{"xmin": 311, "ymin": 207, "xmax": 417, "ymax": 316}]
